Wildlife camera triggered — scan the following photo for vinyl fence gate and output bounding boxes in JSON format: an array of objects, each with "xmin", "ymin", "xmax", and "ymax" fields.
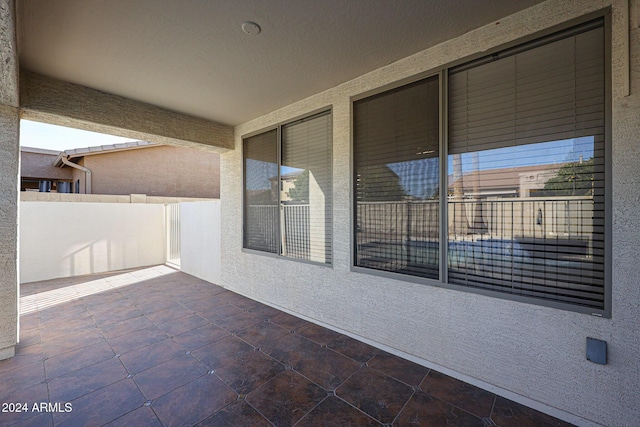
[{"xmin": 166, "ymin": 203, "xmax": 181, "ymax": 267}]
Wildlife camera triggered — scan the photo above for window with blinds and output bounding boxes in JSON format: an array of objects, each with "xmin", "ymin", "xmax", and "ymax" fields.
[
  {"xmin": 282, "ymin": 113, "xmax": 332, "ymax": 263},
  {"xmin": 352, "ymin": 17, "xmax": 608, "ymax": 313},
  {"xmin": 447, "ymin": 19, "xmax": 605, "ymax": 310},
  {"xmin": 243, "ymin": 111, "xmax": 332, "ymax": 264},
  {"xmin": 244, "ymin": 129, "xmax": 278, "ymax": 253},
  {"xmin": 354, "ymin": 76, "xmax": 440, "ymax": 278}
]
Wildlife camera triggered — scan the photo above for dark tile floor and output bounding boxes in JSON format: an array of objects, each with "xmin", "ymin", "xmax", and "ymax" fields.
[{"xmin": 1, "ymin": 266, "xmax": 574, "ymax": 427}]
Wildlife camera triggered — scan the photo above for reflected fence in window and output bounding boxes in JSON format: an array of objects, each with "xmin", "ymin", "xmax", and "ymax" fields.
[
  {"xmin": 281, "ymin": 204, "xmax": 311, "ymax": 260},
  {"xmin": 245, "ymin": 205, "xmax": 279, "ymax": 253},
  {"xmin": 246, "ymin": 204, "xmax": 312, "ymax": 260},
  {"xmin": 448, "ymin": 197, "xmax": 603, "ymax": 308},
  {"xmin": 355, "ymin": 197, "xmax": 604, "ymax": 308},
  {"xmin": 249, "ymin": 197, "xmax": 603, "ymax": 307},
  {"xmin": 356, "ymin": 200, "xmax": 440, "ymax": 278},
  {"xmin": 448, "ymin": 197, "xmax": 596, "ymax": 241}
]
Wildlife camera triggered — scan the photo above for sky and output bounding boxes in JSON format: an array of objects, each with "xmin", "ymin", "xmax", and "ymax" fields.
[{"xmin": 20, "ymin": 120, "xmax": 135, "ymax": 152}]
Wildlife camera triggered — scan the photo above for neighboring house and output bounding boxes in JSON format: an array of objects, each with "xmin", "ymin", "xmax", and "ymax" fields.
[
  {"xmin": 448, "ymin": 163, "xmax": 565, "ymax": 199},
  {"xmin": 21, "ymin": 141, "xmax": 220, "ymax": 198},
  {"xmin": 278, "ymin": 170, "xmax": 304, "ymax": 202},
  {"xmin": 266, "ymin": 169, "xmax": 305, "ymax": 202},
  {"xmin": 20, "ymin": 146, "xmax": 73, "ymax": 192}
]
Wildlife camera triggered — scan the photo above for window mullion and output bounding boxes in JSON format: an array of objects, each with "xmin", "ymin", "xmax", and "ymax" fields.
[
  {"xmin": 277, "ymin": 125, "xmax": 283, "ymax": 257},
  {"xmin": 439, "ymin": 69, "xmax": 449, "ymax": 284}
]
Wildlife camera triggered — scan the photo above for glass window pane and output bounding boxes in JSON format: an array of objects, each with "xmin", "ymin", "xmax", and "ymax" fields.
[
  {"xmin": 244, "ymin": 129, "xmax": 278, "ymax": 253},
  {"xmin": 354, "ymin": 75, "xmax": 440, "ymax": 279},
  {"xmin": 281, "ymin": 113, "xmax": 332, "ymax": 263},
  {"xmin": 447, "ymin": 21, "xmax": 605, "ymax": 309}
]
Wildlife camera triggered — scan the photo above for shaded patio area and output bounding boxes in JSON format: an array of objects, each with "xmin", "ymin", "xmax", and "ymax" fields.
[{"xmin": 2, "ymin": 266, "xmax": 572, "ymax": 426}]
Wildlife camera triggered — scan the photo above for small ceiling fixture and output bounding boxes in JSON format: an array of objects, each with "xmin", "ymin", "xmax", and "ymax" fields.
[{"xmin": 241, "ymin": 21, "xmax": 261, "ymax": 35}]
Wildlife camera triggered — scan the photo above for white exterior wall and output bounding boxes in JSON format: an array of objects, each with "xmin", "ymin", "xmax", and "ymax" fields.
[
  {"xmin": 0, "ymin": 0, "xmax": 20, "ymax": 361},
  {"xmin": 20, "ymin": 202, "xmax": 165, "ymax": 283},
  {"xmin": 0, "ymin": 105, "xmax": 19, "ymax": 360},
  {"xmin": 179, "ymin": 201, "xmax": 221, "ymax": 285},
  {"xmin": 221, "ymin": 1, "xmax": 640, "ymax": 426}
]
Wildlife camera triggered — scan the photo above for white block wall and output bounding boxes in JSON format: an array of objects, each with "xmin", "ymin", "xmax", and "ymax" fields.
[
  {"xmin": 20, "ymin": 202, "xmax": 165, "ymax": 283},
  {"xmin": 179, "ymin": 201, "xmax": 221, "ymax": 285}
]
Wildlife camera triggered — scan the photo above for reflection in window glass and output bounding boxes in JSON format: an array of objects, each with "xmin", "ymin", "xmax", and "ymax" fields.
[
  {"xmin": 447, "ymin": 20, "xmax": 605, "ymax": 309},
  {"xmin": 351, "ymin": 18, "xmax": 607, "ymax": 312},
  {"xmin": 354, "ymin": 75, "xmax": 440, "ymax": 279},
  {"xmin": 243, "ymin": 129, "xmax": 278, "ymax": 253},
  {"xmin": 243, "ymin": 112, "xmax": 332, "ymax": 264},
  {"xmin": 281, "ymin": 113, "xmax": 332, "ymax": 263}
]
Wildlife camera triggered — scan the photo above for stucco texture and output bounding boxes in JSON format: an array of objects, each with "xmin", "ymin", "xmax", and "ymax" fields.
[
  {"xmin": 78, "ymin": 145, "xmax": 220, "ymax": 198},
  {"xmin": 221, "ymin": 1, "xmax": 640, "ymax": 426},
  {"xmin": 21, "ymin": 150, "xmax": 72, "ymax": 181},
  {"xmin": 0, "ymin": 104, "xmax": 19, "ymax": 358}
]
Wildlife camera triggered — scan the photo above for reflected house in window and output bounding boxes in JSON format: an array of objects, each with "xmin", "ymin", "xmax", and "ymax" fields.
[
  {"xmin": 352, "ymin": 18, "xmax": 606, "ymax": 310},
  {"xmin": 447, "ymin": 163, "xmax": 566, "ymax": 199},
  {"xmin": 271, "ymin": 169, "xmax": 306, "ymax": 203},
  {"xmin": 356, "ymin": 165, "xmax": 404, "ymax": 202},
  {"xmin": 244, "ymin": 111, "xmax": 332, "ymax": 264}
]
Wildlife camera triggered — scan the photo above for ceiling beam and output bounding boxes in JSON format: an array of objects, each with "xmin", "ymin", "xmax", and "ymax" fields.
[{"xmin": 20, "ymin": 71, "xmax": 234, "ymax": 151}]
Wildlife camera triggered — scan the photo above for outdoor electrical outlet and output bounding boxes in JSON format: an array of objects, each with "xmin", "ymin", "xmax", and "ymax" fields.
[{"xmin": 586, "ymin": 337, "xmax": 607, "ymax": 365}]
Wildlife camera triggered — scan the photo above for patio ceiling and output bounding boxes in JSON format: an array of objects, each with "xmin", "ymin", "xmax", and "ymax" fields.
[{"xmin": 17, "ymin": 0, "xmax": 544, "ymax": 127}]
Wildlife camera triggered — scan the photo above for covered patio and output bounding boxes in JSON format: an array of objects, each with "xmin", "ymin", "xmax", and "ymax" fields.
[{"xmin": 1, "ymin": 266, "xmax": 570, "ymax": 426}]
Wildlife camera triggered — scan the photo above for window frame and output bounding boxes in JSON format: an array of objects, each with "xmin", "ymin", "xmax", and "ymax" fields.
[
  {"xmin": 350, "ymin": 10, "xmax": 612, "ymax": 317},
  {"xmin": 242, "ymin": 107, "xmax": 334, "ymax": 267}
]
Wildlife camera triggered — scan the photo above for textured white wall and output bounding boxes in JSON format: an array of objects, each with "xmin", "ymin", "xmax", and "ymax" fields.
[
  {"xmin": 0, "ymin": 105, "xmax": 19, "ymax": 360},
  {"xmin": 20, "ymin": 202, "xmax": 165, "ymax": 283},
  {"xmin": 221, "ymin": 1, "xmax": 640, "ymax": 426},
  {"xmin": 0, "ymin": 0, "xmax": 20, "ymax": 361},
  {"xmin": 179, "ymin": 201, "xmax": 221, "ymax": 285}
]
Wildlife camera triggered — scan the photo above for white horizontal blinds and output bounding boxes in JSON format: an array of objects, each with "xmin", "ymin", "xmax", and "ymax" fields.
[
  {"xmin": 281, "ymin": 112, "xmax": 332, "ymax": 263},
  {"xmin": 447, "ymin": 19, "xmax": 605, "ymax": 309},
  {"xmin": 243, "ymin": 129, "xmax": 278, "ymax": 253},
  {"xmin": 354, "ymin": 76, "xmax": 440, "ymax": 279}
]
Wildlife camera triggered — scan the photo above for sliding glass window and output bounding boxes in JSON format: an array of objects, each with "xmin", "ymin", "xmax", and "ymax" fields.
[
  {"xmin": 353, "ymin": 17, "xmax": 608, "ymax": 313},
  {"xmin": 243, "ymin": 111, "xmax": 332, "ymax": 264},
  {"xmin": 447, "ymin": 20, "xmax": 605, "ymax": 309},
  {"xmin": 244, "ymin": 129, "xmax": 278, "ymax": 253},
  {"xmin": 354, "ymin": 76, "xmax": 440, "ymax": 279}
]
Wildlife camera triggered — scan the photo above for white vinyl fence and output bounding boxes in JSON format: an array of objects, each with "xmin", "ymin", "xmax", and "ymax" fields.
[{"xmin": 165, "ymin": 203, "xmax": 181, "ymax": 267}]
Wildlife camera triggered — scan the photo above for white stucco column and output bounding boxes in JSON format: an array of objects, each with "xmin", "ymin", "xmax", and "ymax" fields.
[
  {"xmin": 0, "ymin": 0, "xmax": 20, "ymax": 360},
  {"xmin": 0, "ymin": 105, "xmax": 19, "ymax": 360}
]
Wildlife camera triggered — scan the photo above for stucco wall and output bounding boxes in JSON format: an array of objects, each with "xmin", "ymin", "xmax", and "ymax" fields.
[
  {"xmin": 20, "ymin": 149, "xmax": 72, "ymax": 180},
  {"xmin": 81, "ymin": 145, "xmax": 220, "ymax": 198},
  {"xmin": 0, "ymin": 105, "xmax": 19, "ymax": 360},
  {"xmin": 71, "ymin": 160, "xmax": 84, "ymax": 193},
  {"xmin": 20, "ymin": 202, "xmax": 165, "ymax": 283},
  {"xmin": 179, "ymin": 201, "xmax": 221, "ymax": 286},
  {"xmin": 0, "ymin": 0, "xmax": 19, "ymax": 361},
  {"xmin": 221, "ymin": 1, "xmax": 640, "ymax": 426}
]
